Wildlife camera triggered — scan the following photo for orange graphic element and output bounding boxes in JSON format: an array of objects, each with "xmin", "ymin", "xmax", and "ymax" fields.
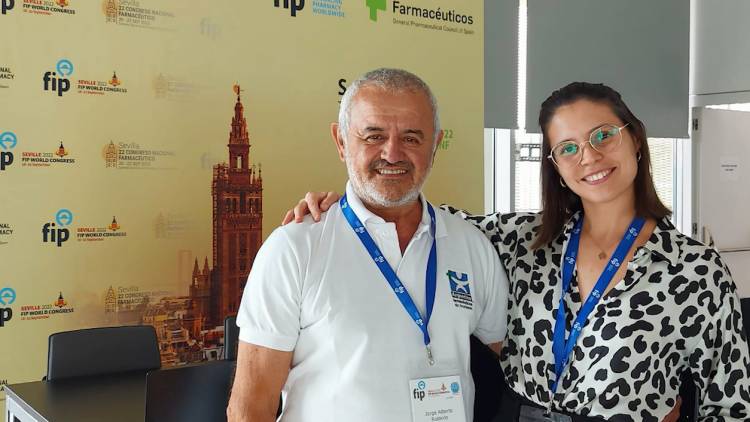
[
  {"xmin": 109, "ymin": 71, "xmax": 121, "ymax": 87},
  {"xmin": 102, "ymin": 141, "xmax": 119, "ymax": 168},
  {"xmin": 153, "ymin": 73, "xmax": 168, "ymax": 98},
  {"xmin": 102, "ymin": 0, "xmax": 119, "ymax": 21},
  {"xmin": 55, "ymin": 141, "xmax": 68, "ymax": 158},
  {"xmin": 54, "ymin": 292, "xmax": 67, "ymax": 308},
  {"xmin": 108, "ymin": 216, "xmax": 120, "ymax": 231},
  {"xmin": 56, "ymin": 0, "xmax": 69, "ymax": 7},
  {"xmin": 104, "ymin": 286, "xmax": 116, "ymax": 313}
]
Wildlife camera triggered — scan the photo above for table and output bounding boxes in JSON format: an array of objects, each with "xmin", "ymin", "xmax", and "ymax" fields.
[{"xmin": 5, "ymin": 372, "xmax": 146, "ymax": 422}]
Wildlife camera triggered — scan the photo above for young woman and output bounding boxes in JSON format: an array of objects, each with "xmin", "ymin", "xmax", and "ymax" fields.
[{"xmin": 286, "ymin": 82, "xmax": 750, "ymax": 420}]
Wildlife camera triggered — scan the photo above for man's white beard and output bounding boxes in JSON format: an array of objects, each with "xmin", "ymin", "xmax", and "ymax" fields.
[{"xmin": 344, "ymin": 151, "xmax": 429, "ymax": 208}]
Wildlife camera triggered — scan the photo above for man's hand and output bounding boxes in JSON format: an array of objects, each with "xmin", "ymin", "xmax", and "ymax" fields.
[
  {"xmin": 227, "ymin": 342, "xmax": 293, "ymax": 422},
  {"xmin": 487, "ymin": 342, "xmax": 502, "ymax": 356},
  {"xmin": 281, "ymin": 191, "xmax": 341, "ymax": 225}
]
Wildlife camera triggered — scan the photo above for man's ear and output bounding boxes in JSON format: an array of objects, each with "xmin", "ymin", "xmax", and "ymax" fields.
[
  {"xmin": 331, "ymin": 123, "xmax": 346, "ymax": 162},
  {"xmin": 431, "ymin": 129, "xmax": 444, "ymax": 163}
]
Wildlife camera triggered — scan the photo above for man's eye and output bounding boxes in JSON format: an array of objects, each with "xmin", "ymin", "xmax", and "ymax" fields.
[
  {"xmin": 366, "ymin": 135, "xmax": 383, "ymax": 141},
  {"xmin": 404, "ymin": 137, "xmax": 419, "ymax": 144}
]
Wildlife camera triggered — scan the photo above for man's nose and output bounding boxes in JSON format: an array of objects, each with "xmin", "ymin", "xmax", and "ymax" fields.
[{"xmin": 380, "ymin": 137, "xmax": 406, "ymax": 163}]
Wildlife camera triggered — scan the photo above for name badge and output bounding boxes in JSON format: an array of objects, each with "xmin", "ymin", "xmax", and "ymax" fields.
[
  {"xmin": 519, "ymin": 405, "xmax": 572, "ymax": 422},
  {"xmin": 409, "ymin": 375, "xmax": 467, "ymax": 422}
]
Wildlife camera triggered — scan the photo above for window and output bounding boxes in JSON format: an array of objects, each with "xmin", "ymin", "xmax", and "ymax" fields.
[
  {"xmin": 513, "ymin": 131, "xmax": 542, "ymax": 212},
  {"xmin": 648, "ymin": 138, "xmax": 675, "ymax": 213},
  {"xmin": 707, "ymin": 103, "xmax": 750, "ymax": 111}
]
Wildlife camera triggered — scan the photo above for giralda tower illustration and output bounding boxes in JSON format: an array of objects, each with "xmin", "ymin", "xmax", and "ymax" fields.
[{"xmin": 209, "ymin": 85, "xmax": 263, "ymax": 326}]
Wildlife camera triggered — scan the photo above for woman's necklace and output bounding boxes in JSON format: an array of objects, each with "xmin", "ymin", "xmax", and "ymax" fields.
[{"xmin": 584, "ymin": 231, "xmax": 614, "ymax": 260}]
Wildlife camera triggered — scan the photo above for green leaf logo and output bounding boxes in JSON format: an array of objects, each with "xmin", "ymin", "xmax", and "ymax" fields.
[{"xmin": 366, "ymin": 0, "xmax": 386, "ymax": 22}]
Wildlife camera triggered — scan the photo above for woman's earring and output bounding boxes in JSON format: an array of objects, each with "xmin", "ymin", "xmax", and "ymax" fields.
[
  {"xmin": 636, "ymin": 151, "xmax": 642, "ymax": 162},
  {"xmin": 559, "ymin": 177, "xmax": 567, "ymax": 188}
]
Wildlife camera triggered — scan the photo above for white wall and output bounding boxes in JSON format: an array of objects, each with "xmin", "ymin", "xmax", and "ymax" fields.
[{"xmin": 693, "ymin": 108, "xmax": 750, "ymax": 298}]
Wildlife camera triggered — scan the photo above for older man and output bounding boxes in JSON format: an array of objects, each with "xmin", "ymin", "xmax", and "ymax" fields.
[{"xmin": 227, "ymin": 68, "xmax": 508, "ymax": 422}]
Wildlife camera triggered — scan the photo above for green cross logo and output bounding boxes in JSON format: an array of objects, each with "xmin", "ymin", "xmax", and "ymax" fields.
[{"xmin": 366, "ymin": 0, "xmax": 386, "ymax": 22}]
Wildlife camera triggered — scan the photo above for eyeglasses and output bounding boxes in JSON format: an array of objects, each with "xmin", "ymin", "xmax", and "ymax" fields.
[{"xmin": 547, "ymin": 123, "xmax": 630, "ymax": 167}]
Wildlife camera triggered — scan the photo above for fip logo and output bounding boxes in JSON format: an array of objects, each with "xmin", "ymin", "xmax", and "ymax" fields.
[
  {"xmin": 0, "ymin": 131, "xmax": 17, "ymax": 171},
  {"xmin": 450, "ymin": 382, "xmax": 460, "ymax": 394},
  {"xmin": 0, "ymin": 287, "xmax": 15, "ymax": 306},
  {"xmin": 366, "ymin": 0, "xmax": 386, "ymax": 21},
  {"xmin": 273, "ymin": 0, "xmax": 304, "ymax": 17},
  {"xmin": 1, "ymin": 0, "xmax": 14, "ymax": 15},
  {"xmin": 0, "ymin": 287, "xmax": 16, "ymax": 328},
  {"xmin": 42, "ymin": 209, "xmax": 73, "ymax": 247},
  {"xmin": 413, "ymin": 380, "xmax": 426, "ymax": 401},
  {"xmin": 43, "ymin": 59, "xmax": 74, "ymax": 97}
]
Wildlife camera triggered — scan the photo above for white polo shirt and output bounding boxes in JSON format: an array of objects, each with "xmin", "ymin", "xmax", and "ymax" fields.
[{"xmin": 237, "ymin": 183, "xmax": 508, "ymax": 422}]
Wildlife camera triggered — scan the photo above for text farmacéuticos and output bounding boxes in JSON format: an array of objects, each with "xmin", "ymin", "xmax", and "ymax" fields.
[{"xmin": 392, "ymin": 1, "xmax": 474, "ymax": 25}]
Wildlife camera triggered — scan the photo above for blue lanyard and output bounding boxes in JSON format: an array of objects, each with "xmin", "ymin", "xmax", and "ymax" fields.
[
  {"xmin": 340, "ymin": 194, "xmax": 438, "ymax": 365},
  {"xmin": 552, "ymin": 215, "xmax": 645, "ymax": 392}
]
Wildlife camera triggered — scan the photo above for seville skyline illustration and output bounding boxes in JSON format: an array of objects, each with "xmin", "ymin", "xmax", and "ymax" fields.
[{"xmin": 105, "ymin": 85, "xmax": 264, "ymax": 365}]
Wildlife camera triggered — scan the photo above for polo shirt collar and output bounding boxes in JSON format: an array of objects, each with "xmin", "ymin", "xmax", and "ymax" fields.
[{"xmin": 343, "ymin": 181, "xmax": 447, "ymax": 239}]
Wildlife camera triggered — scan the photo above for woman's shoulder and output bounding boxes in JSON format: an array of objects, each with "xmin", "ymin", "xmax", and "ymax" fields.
[{"xmin": 651, "ymin": 218, "xmax": 735, "ymax": 293}]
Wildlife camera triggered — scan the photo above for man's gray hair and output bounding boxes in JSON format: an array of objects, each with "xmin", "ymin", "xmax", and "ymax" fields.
[{"xmin": 338, "ymin": 68, "xmax": 441, "ymax": 142}]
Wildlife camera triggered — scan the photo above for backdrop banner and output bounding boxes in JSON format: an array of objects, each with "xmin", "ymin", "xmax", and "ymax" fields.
[{"xmin": 0, "ymin": 0, "xmax": 485, "ymax": 400}]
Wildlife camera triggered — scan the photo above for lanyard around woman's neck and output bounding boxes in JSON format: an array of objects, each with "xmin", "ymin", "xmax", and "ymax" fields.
[{"xmin": 551, "ymin": 215, "xmax": 645, "ymax": 393}]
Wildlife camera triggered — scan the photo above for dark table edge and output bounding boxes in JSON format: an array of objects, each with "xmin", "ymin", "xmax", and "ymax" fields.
[{"xmin": 6, "ymin": 385, "xmax": 49, "ymax": 422}]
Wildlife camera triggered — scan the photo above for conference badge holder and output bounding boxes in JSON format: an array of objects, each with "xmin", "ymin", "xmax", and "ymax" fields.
[{"xmin": 409, "ymin": 375, "xmax": 467, "ymax": 422}]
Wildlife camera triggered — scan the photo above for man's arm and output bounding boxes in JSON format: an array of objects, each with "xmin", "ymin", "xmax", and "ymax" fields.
[{"xmin": 227, "ymin": 341, "xmax": 293, "ymax": 422}]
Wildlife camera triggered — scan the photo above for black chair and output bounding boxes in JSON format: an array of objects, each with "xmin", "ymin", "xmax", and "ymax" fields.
[
  {"xmin": 145, "ymin": 360, "xmax": 234, "ymax": 422},
  {"xmin": 224, "ymin": 314, "xmax": 239, "ymax": 361},
  {"xmin": 46, "ymin": 325, "xmax": 160, "ymax": 381},
  {"xmin": 470, "ymin": 335, "xmax": 504, "ymax": 422}
]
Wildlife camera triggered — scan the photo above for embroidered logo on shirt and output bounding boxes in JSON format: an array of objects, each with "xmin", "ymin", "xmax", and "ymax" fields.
[{"xmin": 447, "ymin": 271, "xmax": 473, "ymax": 310}]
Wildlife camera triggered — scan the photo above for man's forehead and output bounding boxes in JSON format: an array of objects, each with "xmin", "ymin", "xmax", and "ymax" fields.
[
  {"xmin": 354, "ymin": 85, "xmax": 430, "ymax": 106},
  {"xmin": 349, "ymin": 89, "xmax": 432, "ymax": 127}
]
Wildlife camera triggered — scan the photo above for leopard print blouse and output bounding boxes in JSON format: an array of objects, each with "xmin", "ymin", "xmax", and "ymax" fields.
[{"xmin": 445, "ymin": 209, "xmax": 750, "ymax": 421}]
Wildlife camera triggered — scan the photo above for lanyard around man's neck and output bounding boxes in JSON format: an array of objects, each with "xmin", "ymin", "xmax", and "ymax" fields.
[{"xmin": 339, "ymin": 194, "xmax": 438, "ymax": 365}]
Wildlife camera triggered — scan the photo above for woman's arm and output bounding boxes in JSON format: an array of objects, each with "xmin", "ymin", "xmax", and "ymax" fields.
[{"xmin": 690, "ymin": 259, "xmax": 750, "ymax": 420}]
